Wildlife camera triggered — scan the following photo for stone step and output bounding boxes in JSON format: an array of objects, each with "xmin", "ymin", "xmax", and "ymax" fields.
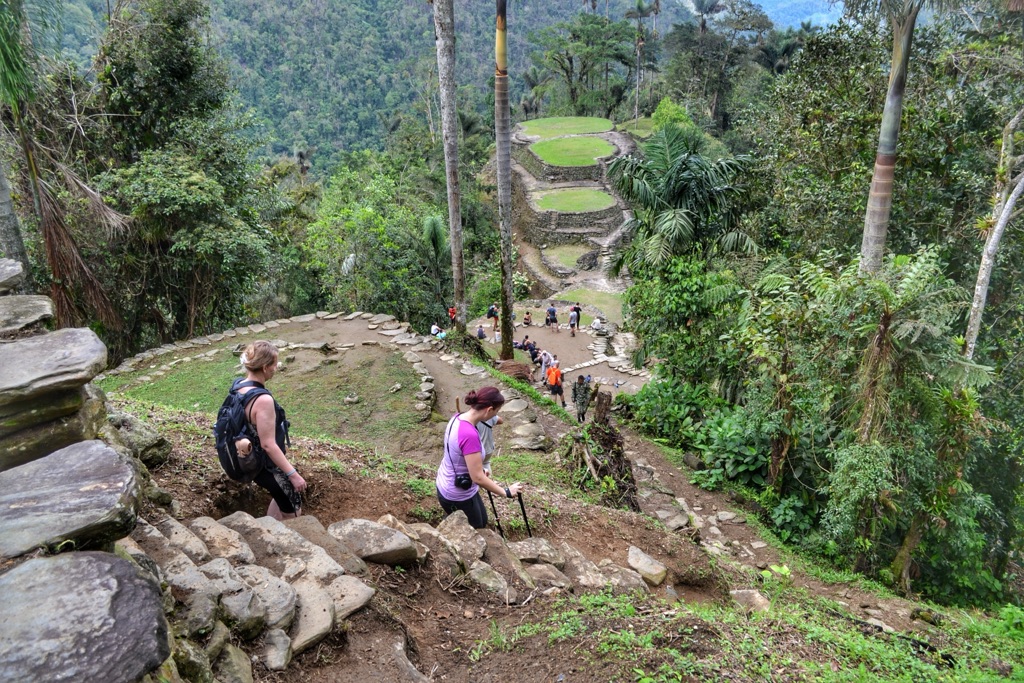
[
  {"xmin": 0, "ymin": 552, "xmax": 169, "ymax": 682},
  {"xmin": 188, "ymin": 516, "xmax": 257, "ymax": 565},
  {"xmin": 219, "ymin": 511, "xmax": 346, "ymax": 585},
  {"xmin": 0, "ymin": 382, "xmax": 107, "ymax": 472},
  {"xmin": 153, "ymin": 513, "xmax": 211, "ymax": 564},
  {"xmin": 0, "ymin": 327, "xmax": 107, "ymax": 407},
  {"xmin": 0, "ymin": 258, "xmax": 25, "ymax": 294},
  {"xmin": 0, "ymin": 440, "xmax": 139, "ymax": 559},
  {"xmin": 0, "ymin": 294, "xmax": 53, "ymax": 335}
]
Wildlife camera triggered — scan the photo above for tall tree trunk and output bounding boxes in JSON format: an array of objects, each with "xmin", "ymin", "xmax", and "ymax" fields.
[
  {"xmin": 432, "ymin": 0, "xmax": 466, "ymax": 332},
  {"xmin": 0, "ymin": 160, "xmax": 31, "ymax": 283},
  {"xmin": 964, "ymin": 172, "xmax": 1024, "ymax": 361},
  {"xmin": 964, "ymin": 106, "xmax": 1024, "ymax": 361},
  {"xmin": 495, "ymin": 0, "xmax": 514, "ymax": 360},
  {"xmin": 859, "ymin": 3, "xmax": 922, "ymax": 274}
]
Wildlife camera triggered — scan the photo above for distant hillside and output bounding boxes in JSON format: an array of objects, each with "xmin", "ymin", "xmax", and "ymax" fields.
[{"xmin": 60, "ymin": 0, "xmax": 840, "ymax": 167}]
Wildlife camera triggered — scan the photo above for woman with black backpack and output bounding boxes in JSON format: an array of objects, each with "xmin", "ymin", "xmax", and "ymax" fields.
[{"xmin": 235, "ymin": 341, "xmax": 306, "ymax": 520}]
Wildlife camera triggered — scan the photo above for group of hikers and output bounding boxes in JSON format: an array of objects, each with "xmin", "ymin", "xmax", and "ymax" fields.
[{"xmin": 219, "ymin": 335, "xmax": 594, "ymax": 531}]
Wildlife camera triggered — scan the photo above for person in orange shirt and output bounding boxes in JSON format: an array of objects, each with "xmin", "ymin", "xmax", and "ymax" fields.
[{"xmin": 546, "ymin": 361, "xmax": 566, "ymax": 408}]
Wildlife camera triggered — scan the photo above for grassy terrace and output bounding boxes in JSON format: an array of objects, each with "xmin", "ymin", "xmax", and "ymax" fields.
[
  {"xmin": 530, "ymin": 137, "xmax": 616, "ymax": 167},
  {"xmin": 558, "ymin": 287, "xmax": 624, "ymax": 326},
  {"xmin": 545, "ymin": 244, "xmax": 591, "ymax": 270},
  {"xmin": 535, "ymin": 188, "xmax": 616, "ymax": 212},
  {"xmin": 519, "ymin": 116, "xmax": 613, "ymax": 139}
]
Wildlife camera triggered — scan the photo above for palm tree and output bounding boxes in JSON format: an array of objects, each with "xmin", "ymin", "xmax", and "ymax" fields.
[
  {"xmin": 495, "ymin": 0, "xmax": 514, "ymax": 359},
  {"xmin": 691, "ymin": 0, "xmax": 725, "ymax": 34},
  {"xmin": 0, "ymin": 0, "xmax": 121, "ymax": 326},
  {"xmin": 431, "ymin": 0, "xmax": 467, "ymax": 332},
  {"xmin": 755, "ymin": 38, "xmax": 802, "ymax": 76},
  {"xmin": 625, "ymin": 2, "xmax": 653, "ymax": 124},
  {"xmin": 850, "ymin": 0, "xmax": 963, "ymax": 274},
  {"xmin": 607, "ymin": 124, "xmax": 753, "ymax": 274}
]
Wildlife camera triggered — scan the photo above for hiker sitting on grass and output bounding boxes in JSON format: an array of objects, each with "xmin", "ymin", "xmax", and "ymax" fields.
[
  {"xmin": 435, "ymin": 387, "xmax": 524, "ymax": 529},
  {"xmin": 523, "ymin": 311, "xmax": 532, "ymax": 326},
  {"xmin": 235, "ymin": 341, "xmax": 306, "ymax": 520}
]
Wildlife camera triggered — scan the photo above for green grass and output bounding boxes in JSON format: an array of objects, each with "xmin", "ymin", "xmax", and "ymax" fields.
[
  {"xmin": 557, "ymin": 287, "xmax": 624, "ymax": 326},
  {"xmin": 98, "ymin": 346, "xmax": 423, "ymax": 447},
  {"xmin": 520, "ymin": 116, "xmax": 613, "ymax": 139},
  {"xmin": 618, "ymin": 117, "xmax": 655, "ymax": 138},
  {"xmin": 535, "ymin": 188, "xmax": 616, "ymax": 212},
  {"xmin": 530, "ymin": 137, "xmax": 615, "ymax": 167},
  {"xmin": 545, "ymin": 244, "xmax": 591, "ymax": 270}
]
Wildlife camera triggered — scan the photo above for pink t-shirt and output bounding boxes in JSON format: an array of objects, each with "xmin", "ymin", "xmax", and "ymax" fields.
[{"xmin": 435, "ymin": 415, "xmax": 483, "ymax": 501}]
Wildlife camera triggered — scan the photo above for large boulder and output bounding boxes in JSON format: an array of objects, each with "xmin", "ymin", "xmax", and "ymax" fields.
[
  {"xmin": 524, "ymin": 563, "xmax": 573, "ymax": 590},
  {"xmin": 436, "ymin": 511, "xmax": 487, "ymax": 562},
  {"xmin": 408, "ymin": 522, "xmax": 466, "ymax": 578},
  {"xmin": 0, "ymin": 552, "xmax": 169, "ymax": 683},
  {"xmin": 327, "ymin": 518, "xmax": 419, "ymax": 566},
  {"xmin": 508, "ymin": 537, "xmax": 566, "ymax": 569},
  {"xmin": 558, "ymin": 542, "xmax": 608, "ymax": 592},
  {"xmin": 0, "ymin": 382, "xmax": 107, "ymax": 471},
  {"xmin": 480, "ymin": 529, "xmax": 535, "ymax": 595},
  {"xmin": 0, "ymin": 327, "xmax": 107, "ymax": 406},
  {"xmin": 467, "ymin": 560, "xmax": 517, "ymax": 603},
  {"xmin": 0, "ymin": 440, "xmax": 139, "ymax": 558},
  {"xmin": 0, "ymin": 294, "xmax": 53, "ymax": 335},
  {"xmin": 0, "ymin": 258, "xmax": 24, "ymax": 294},
  {"xmin": 283, "ymin": 515, "xmax": 367, "ymax": 575},
  {"xmin": 108, "ymin": 409, "xmax": 172, "ymax": 469}
]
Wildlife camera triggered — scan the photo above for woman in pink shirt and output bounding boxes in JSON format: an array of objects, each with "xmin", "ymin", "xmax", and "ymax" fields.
[{"xmin": 435, "ymin": 387, "xmax": 524, "ymax": 528}]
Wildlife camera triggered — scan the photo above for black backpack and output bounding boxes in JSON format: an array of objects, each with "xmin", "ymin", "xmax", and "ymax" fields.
[{"xmin": 214, "ymin": 379, "xmax": 274, "ymax": 482}]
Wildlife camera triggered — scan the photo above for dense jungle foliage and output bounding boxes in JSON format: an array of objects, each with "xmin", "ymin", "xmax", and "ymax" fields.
[{"xmin": 1, "ymin": 0, "xmax": 1022, "ymax": 609}]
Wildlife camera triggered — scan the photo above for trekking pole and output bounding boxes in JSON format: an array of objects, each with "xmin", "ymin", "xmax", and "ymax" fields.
[
  {"xmin": 517, "ymin": 491, "xmax": 532, "ymax": 538},
  {"xmin": 486, "ymin": 490, "xmax": 505, "ymax": 538}
]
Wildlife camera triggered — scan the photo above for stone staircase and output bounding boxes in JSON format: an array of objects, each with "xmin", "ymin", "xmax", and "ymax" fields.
[
  {"xmin": 0, "ymin": 258, "xmax": 168, "ymax": 682},
  {"xmin": 114, "ymin": 506, "xmax": 669, "ymax": 682}
]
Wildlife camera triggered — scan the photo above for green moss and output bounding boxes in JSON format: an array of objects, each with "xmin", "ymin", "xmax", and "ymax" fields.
[
  {"xmin": 535, "ymin": 188, "xmax": 616, "ymax": 212},
  {"xmin": 520, "ymin": 116, "xmax": 613, "ymax": 139},
  {"xmin": 530, "ymin": 137, "xmax": 615, "ymax": 167}
]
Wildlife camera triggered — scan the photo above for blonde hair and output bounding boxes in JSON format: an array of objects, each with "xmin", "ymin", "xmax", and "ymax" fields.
[{"xmin": 240, "ymin": 341, "xmax": 278, "ymax": 371}]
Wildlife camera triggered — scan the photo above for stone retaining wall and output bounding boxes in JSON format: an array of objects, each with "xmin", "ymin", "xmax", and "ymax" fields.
[
  {"xmin": 511, "ymin": 141, "xmax": 606, "ymax": 184},
  {"xmin": 513, "ymin": 169, "xmax": 622, "ymax": 247}
]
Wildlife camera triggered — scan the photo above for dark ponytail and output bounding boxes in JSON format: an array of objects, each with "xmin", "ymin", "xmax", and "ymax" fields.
[{"xmin": 464, "ymin": 386, "xmax": 505, "ymax": 409}]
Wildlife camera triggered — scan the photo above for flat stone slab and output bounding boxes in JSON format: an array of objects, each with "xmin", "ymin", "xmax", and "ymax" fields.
[
  {"xmin": 220, "ymin": 512, "xmax": 345, "ymax": 584},
  {"xmin": 0, "ymin": 328, "xmax": 107, "ymax": 406},
  {"xmin": 503, "ymin": 399, "xmax": 529, "ymax": 413},
  {"xmin": 0, "ymin": 258, "xmax": 24, "ymax": 293},
  {"xmin": 289, "ymin": 576, "xmax": 335, "ymax": 655},
  {"xmin": 188, "ymin": 517, "xmax": 256, "ymax": 565},
  {"xmin": 0, "ymin": 440, "xmax": 139, "ymax": 558},
  {"xmin": 368, "ymin": 313, "xmax": 396, "ymax": 325},
  {"xmin": 0, "ymin": 552, "xmax": 169, "ymax": 682},
  {"xmin": 325, "ymin": 575, "xmax": 376, "ymax": 621},
  {"xmin": 284, "ymin": 516, "xmax": 368, "ymax": 575},
  {"xmin": 327, "ymin": 518, "xmax": 418, "ymax": 566},
  {"xmin": 0, "ymin": 295, "xmax": 53, "ymax": 334}
]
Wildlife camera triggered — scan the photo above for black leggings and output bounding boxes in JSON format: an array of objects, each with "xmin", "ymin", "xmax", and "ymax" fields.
[
  {"xmin": 437, "ymin": 491, "xmax": 488, "ymax": 529},
  {"xmin": 253, "ymin": 465, "xmax": 302, "ymax": 514}
]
